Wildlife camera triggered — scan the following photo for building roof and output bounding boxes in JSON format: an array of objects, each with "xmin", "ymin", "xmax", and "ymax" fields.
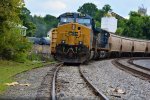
[{"xmin": 111, "ymin": 12, "xmax": 126, "ymax": 20}]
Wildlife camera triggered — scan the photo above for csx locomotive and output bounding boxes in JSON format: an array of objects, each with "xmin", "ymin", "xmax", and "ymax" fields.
[
  {"xmin": 50, "ymin": 12, "xmax": 150, "ymax": 63},
  {"xmin": 50, "ymin": 12, "xmax": 109, "ymax": 63}
]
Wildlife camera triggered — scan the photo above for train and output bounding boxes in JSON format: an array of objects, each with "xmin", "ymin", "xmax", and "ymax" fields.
[{"xmin": 50, "ymin": 12, "xmax": 150, "ymax": 63}]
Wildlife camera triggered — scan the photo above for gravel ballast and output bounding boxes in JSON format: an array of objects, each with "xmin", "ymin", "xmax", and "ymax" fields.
[
  {"xmin": 80, "ymin": 60, "xmax": 150, "ymax": 100},
  {"xmin": 0, "ymin": 64, "xmax": 56, "ymax": 100},
  {"xmin": 56, "ymin": 66, "xmax": 100, "ymax": 100}
]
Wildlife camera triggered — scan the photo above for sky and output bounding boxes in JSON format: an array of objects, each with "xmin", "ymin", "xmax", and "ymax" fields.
[{"xmin": 24, "ymin": 0, "xmax": 150, "ymax": 18}]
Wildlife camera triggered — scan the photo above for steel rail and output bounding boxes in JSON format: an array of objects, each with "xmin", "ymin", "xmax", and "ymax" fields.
[
  {"xmin": 112, "ymin": 58, "xmax": 150, "ymax": 80},
  {"xmin": 128, "ymin": 57, "xmax": 150, "ymax": 71},
  {"xmin": 79, "ymin": 66, "xmax": 109, "ymax": 100},
  {"xmin": 51, "ymin": 63, "xmax": 63, "ymax": 100}
]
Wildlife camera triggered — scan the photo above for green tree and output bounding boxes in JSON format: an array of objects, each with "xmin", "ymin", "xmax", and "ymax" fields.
[
  {"xmin": 0, "ymin": 0, "xmax": 31, "ymax": 61},
  {"xmin": 32, "ymin": 15, "xmax": 47, "ymax": 37},
  {"xmin": 141, "ymin": 16, "xmax": 150, "ymax": 39},
  {"xmin": 116, "ymin": 19, "xmax": 127, "ymax": 35},
  {"xmin": 44, "ymin": 15, "xmax": 58, "ymax": 33},
  {"xmin": 94, "ymin": 10, "xmax": 104, "ymax": 27},
  {"xmin": 121, "ymin": 11, "xmax": 150, "ymax": 39},
  {"xmin": 129, "ymin": 11, "xmax": 141, "ymax": 17},
  {"xmin": 31, "ymin": 15, "xmax": 58, "ymax": 37},
  {"xmin": 77, "ymin": 3, "xmax": 98, "ymax": 17},
  {"xmin": 102, "ymin": 4, "xmax": 112, "ymax": 15},
  {"xmin": 123, "ymin": 15, "xmax": 143, "ymax": 38},
  {"xmin": 24, "ymin": 22, "xmax": 36, "ymax": 36},
  {"xmin": 19, "ymin": 7, "xmax": 36, "ymax": 36}
]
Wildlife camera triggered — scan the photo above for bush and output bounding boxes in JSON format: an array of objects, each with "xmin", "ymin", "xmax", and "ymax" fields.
[{"xmin": 28, "ymin": 53, "xmax": 42, "ymax": 61}]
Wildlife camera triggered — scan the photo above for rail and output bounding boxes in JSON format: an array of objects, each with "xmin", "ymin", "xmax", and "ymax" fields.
[
  {"xmin": 51, "ymin": 63, "xmax": 63, "ymax": 100},
  {"xmin": 112, "ymin": 58, "xmax": 150, "ymax": 80},
  {"xmin": 128, "ymin": 57, "xmax": 150, "ymax": 71},
  {"xmin": 79, "ymin": 66, "xmax": 109, "ymax": 100}
]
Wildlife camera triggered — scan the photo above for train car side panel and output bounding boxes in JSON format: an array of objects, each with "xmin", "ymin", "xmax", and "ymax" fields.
[
  {"xmin": 109, "ymin": 34, "xmax": 121, "ymax": 52},
  {"xmin": 147, "ymin": 41, "xmax": 150, "ymax": 53},
  {"xmin": 121, "ymin": 38, "xmax": 133, "ymax": 52},
  {"xmin": 133, "ymin": 40, "xmax": 147, "ymax": 52}
]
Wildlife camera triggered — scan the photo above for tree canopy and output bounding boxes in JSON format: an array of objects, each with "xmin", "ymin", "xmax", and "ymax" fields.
[
  {"xmin": 19, "ymin": 7, "xmax": 36, "ymax": 36},
  {"xmin": 78, "ymin": 3, "xmax": 98, "ymax": 17},
  {"xmin": 19, "ymin": 7, "xmax": 58, "ymax": 37},
  {"xmin": 0, "ymin": 0, "xmax": 31, "ymax": 61},
  {"xmin": 78, "ymin": 3, "xmax": 112, "ymax": 27},
  {"xmin": 117, "ymin": 11, "xmax": 150, "ymax": 40},
  {"xmin": 31, "ymin": 15, "xmax": 58, "ymax": 37},
  {"xmin": 78, "ymin": 3, "xmax": 150, "ymax": 40}
]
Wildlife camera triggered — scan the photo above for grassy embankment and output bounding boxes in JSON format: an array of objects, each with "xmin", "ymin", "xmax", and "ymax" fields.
[{"xmin": 0, "ymin": 60, "xmax": 55, "ymax": 93}]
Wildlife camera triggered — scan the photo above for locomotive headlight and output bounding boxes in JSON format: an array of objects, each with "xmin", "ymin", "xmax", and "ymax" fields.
[
  {"xmin": 79, "ymin": 41, "xmax": 83, "ymax": 45},
  {"xmin": 61, "ymin": 40, "xmax": 65, "ymax": 44}
]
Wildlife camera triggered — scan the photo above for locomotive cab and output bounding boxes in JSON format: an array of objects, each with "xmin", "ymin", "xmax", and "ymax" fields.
[{"xmin": 51, "ymin": 12, "xmax": 94, "ymax": 63}]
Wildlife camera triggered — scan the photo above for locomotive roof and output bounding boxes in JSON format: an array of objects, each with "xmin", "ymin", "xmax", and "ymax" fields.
[{"xmin": 58, "ymin": 12, "xmax": 93, "ymax": 19}]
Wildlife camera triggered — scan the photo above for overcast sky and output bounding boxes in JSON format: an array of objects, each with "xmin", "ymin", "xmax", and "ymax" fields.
[{"xmin": 24, "ymin": 0, "xmax": 150, "ymax": 18}]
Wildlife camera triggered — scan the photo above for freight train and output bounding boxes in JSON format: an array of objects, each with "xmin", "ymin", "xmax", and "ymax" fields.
[{"xmin": 50, "ymin": 12, "xmax": 150, "ymax": 63}]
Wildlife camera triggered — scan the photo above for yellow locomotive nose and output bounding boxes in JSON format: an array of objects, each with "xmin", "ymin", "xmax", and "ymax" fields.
[
  {"xmin": 67, "ymin": 23, "xmax": 80, "ymax": 45},
  {"xmin": 67, "ymin": 31, "xmax": 77, "ymax": 45},
  {"xmin": 57, "ymin": 23, "xmax": 86, "ymax": 46}
]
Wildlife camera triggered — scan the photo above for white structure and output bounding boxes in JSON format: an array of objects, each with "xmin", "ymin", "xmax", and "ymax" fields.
[
  {"xmin": 101, "ymin": 17, "xmax": 118, "ymax": 33},
  {"xmin": 47, "ymin": 28, "xmax": 55, "ymax": 41},
  {"xmin": 17, "ymin": 25, "xmax": 27, "ymax": 36}
]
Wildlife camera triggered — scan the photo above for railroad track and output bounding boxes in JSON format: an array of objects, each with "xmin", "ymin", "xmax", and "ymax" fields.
[
  {"xmin": 112, "ymin": 58, "xmax": 150, "ymax": 80},
  {"xmin": 79, "ymin": 66, "xmax": 109, "ymax": 100},
  {"xmin": 51, "ymin": 64, "xmax": 109, "ymax": 100},
  {"xmin": 34, "ymin": 63, "xmax": 63, "ymax": 99},
  {"xmin": 128, "ymin": 57, "xmax": 150, "ymax": 71},
  {"xmin": 51, "ymin": 63, "xmax": 63, "ymax": 100}
]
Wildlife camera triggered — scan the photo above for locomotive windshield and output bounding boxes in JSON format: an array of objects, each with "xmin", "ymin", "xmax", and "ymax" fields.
[
  {"xmin": 60, "ymin": 17, "xmax": 74, "ymax": 24},
  {"xmin": 76, "ymin": 18, "xmax": 91, "ymax": 26},
  {"xmin": 76, "ymin": 18, "xmax": 90, "ymax": 24},
  {"xmin": 58, "ymin": 13, "xmax": 93, "ymax": 28}
]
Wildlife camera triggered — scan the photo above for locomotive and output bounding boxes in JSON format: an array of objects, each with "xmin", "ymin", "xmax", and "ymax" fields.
[
  {"xmin": 50, "ymin": 12, "xmax": 150, "ymax": 63},
  {"xmin": 50, "ymin": 12, "xmax": 103, "ymax": 63}
]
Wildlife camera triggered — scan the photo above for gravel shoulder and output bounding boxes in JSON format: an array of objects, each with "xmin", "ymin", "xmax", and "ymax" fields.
[
  {"xmin": 56, "ymin": 66, "xmax": 100, "ymax": 100},
  {"xmin": 0, "ymin": 64, "xmax": 56, "ymax": 100},
  {"xmin": 80, "ymin": 60, "xmax": 150, "ymax": 100}
]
